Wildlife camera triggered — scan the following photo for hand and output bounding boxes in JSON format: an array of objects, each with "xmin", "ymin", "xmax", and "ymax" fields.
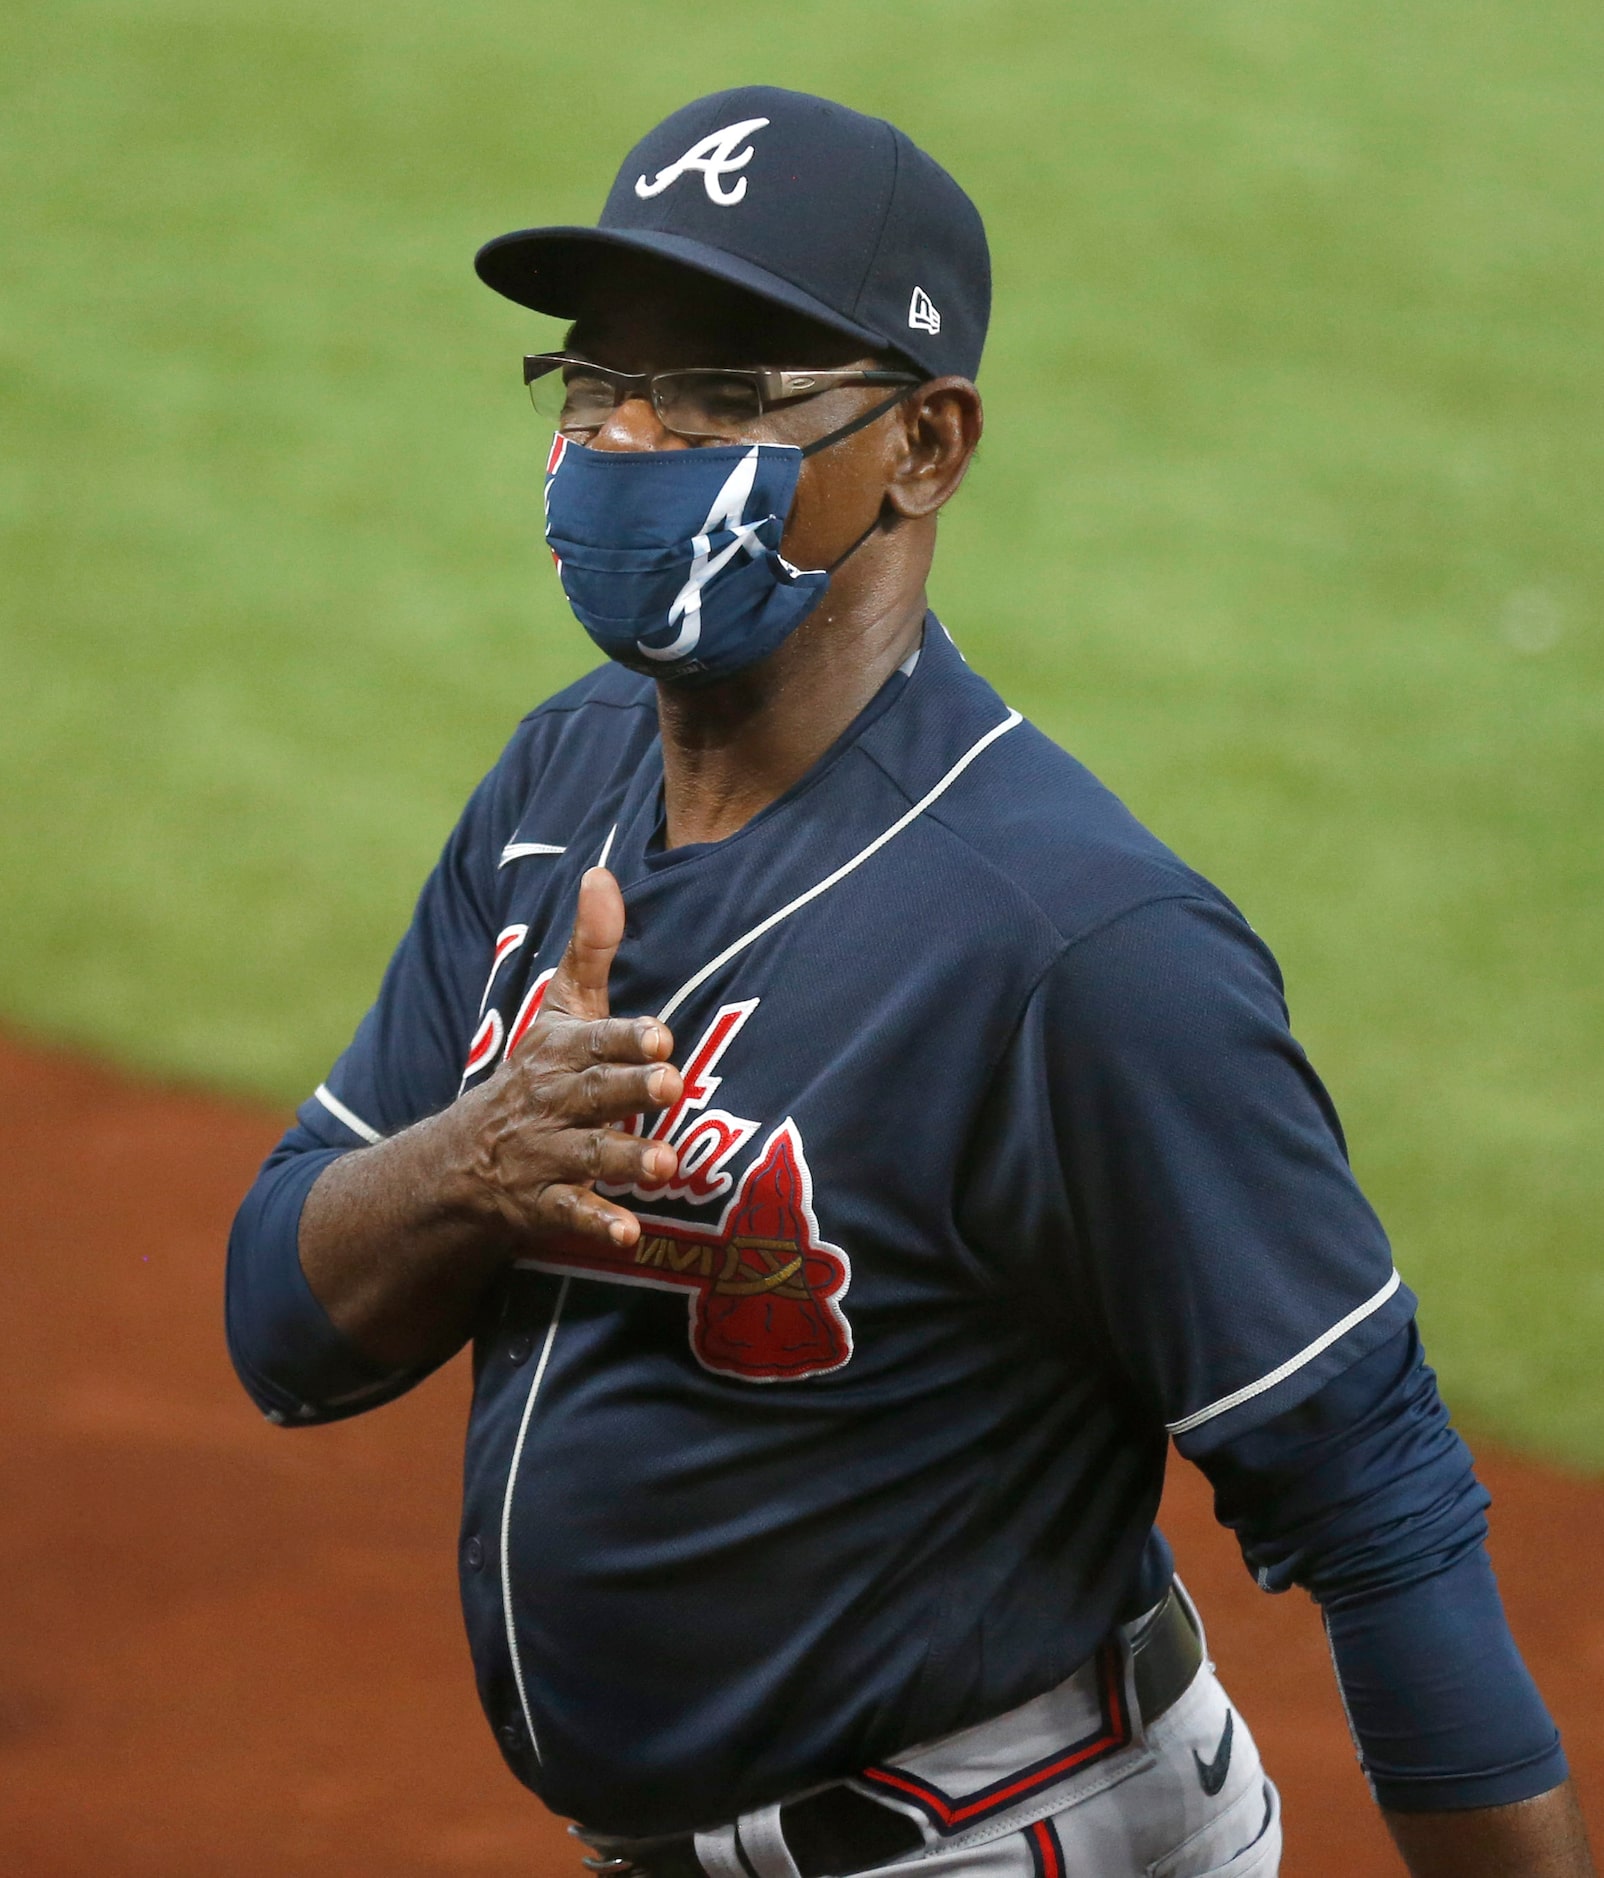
[
  {"xmin": 296, "ymin": 867, "xmax": 683, "ymax": 1368},
  {"xmin": 460, "ymin": 867, "xmax": 683, "ymax": 1253}
]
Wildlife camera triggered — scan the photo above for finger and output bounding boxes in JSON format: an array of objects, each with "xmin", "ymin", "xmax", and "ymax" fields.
[
  {"xmin": 533, "ymin": 1182, "xmax": 647, "ymax": 1249},
  {"xmin": 544, "ymin": 868, "xmax": 626, "ymax": 1023},
  {"xmin": 538, "ymin": 1014, "xmax": 676, "ymax": 1072},
  {"xmin": 555, "ymin": 1061, "xmax": 684, "ymax": 1129},
  {"xmin": 554, "ymin": 1127, "xmax": 678, "ymax": 1190}
]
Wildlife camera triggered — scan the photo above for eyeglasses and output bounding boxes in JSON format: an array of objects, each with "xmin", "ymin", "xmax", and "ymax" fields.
[{"xmin": 523, "ymin": 353, "xmax": 923, "ymax": 442}]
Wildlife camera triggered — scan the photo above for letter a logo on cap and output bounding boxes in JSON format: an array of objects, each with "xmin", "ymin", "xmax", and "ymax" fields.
[
  {"xmin": 908, "ymin": 286, "xmax": 942, "ymax": 335},
  {"xmin": 635, "ymin": 117, "xmax": 772, "ymax": 207}
]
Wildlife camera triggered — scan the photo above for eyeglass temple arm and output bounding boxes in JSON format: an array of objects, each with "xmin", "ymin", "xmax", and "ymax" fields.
[{"xmin": 765, "ymin": 368, "xmax": 923, "ymax": 399}]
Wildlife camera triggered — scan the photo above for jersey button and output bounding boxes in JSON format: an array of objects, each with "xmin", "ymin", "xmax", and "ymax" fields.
[
  {"xmin": 507, "ymin": 1334, "xmax": 533, "ymax": 1366},
  {"xmin": 499, "ymin": 1721, "xmax": 522, "ymax": 1752},
  {"xmin": 463, "ymin": 1534, "xmax": 485, "ymax": 1572}
]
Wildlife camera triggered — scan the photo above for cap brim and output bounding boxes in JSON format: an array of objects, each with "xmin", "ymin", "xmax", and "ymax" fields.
[{"xmin": 474, "ymin": 225, "xmax": 891, "ymax": 355}]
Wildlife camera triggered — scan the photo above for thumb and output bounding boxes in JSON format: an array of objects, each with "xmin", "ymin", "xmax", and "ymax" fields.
[{"xmin": 545, "ymin": 867, "xmax": 625, "ymax": 1022}]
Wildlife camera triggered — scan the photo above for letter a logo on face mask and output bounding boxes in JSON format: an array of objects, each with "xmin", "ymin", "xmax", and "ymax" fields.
[
  {"xmin": 639, "ymin": 445, "xmax": 768, "ymax": 664},
  {"xmin": 542, "ymin": 436, "xmax": 831, "ymax": 687},
  {"xmin": 635, "ymin": 117, "xmax": 771, "ymax": 206}
]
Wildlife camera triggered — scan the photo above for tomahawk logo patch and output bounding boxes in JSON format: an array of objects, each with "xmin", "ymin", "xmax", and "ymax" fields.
[{"xmin": 520, "ymin": 999, "xmax": 853, "ymax": 1382}]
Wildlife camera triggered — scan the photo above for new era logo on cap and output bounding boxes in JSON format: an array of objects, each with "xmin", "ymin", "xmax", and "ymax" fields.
[
  {"xmin": 907, "ymin": 287, "xmax": 941, "ymax": 335},
  {"xmin": 476, "ymin": 87, "xmax": 991, "ymax": 383},
  {"xmin": 635, "ymin": 117, "xmax": 771, "ymax": 207}
]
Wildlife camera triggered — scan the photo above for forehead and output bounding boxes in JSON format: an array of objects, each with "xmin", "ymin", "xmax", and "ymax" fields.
[{"xmin": 566, "ymin": 250, "xmax": 870, "ymax": 369}]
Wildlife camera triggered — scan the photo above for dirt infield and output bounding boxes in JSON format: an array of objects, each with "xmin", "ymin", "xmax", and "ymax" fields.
[{"xmin": 0, "ymin": 1034, "xmax": 1596, "ymax": 1876}]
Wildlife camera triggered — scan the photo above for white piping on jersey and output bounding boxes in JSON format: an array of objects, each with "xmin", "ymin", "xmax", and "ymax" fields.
[
  {"xmin": 499, "ymin": 840, "xmax": 567, "ymax": 867},
  {"xmin": 655, "ymin": 708, "xmax": 1023, "ymax": 1027},
  {"xmin": 1164, "ymin": 1269, "xmax": 1402, "ymax": 1437},
  {"xmin": 596, "ymin": 822, "xmax": 618, "ymax": 871},
  {"xmin": 501, "ymin": 1274, "xmax": 571, "ymax": 1765},
  {"xmin": 312, "ymin": 1082, "xmax": 382, "ymax": 1145}
]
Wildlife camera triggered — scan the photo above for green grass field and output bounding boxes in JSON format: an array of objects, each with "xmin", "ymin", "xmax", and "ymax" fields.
[{"xmin": 2, "ymin": 0, "xmax": 1599, "ymax": 1461}]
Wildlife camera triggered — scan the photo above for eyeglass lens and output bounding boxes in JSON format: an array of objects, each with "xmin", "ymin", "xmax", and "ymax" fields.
[{"xmin": 527, "ymin": 363, "xmax": 765, "ymax": 439}]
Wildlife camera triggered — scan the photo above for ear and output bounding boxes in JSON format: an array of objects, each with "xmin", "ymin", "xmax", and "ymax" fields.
[{"xmin": 884, "ymin": 378, "xmax": 984, "ymax": 522}]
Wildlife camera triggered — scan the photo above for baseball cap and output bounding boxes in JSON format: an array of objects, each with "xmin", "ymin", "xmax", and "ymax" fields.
[{"xmin": 475, "ymin": 86, "xmax": 990, "ymax": 382}]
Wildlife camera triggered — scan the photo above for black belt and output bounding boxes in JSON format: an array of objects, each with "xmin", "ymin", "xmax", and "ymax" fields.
[
  {"xmin": 581, "ymin": 1585, "xmax": 1203, "ymax": 1878},
  {"xmin": 1130, "ymin": 1579, "xmax": 1203, "ymax": 1724}
]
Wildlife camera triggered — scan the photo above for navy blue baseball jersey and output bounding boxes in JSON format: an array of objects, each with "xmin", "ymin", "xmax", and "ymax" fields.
[{"xmin": 228, "ymin": 617, "xmax": 1415, "ymax": 1834}]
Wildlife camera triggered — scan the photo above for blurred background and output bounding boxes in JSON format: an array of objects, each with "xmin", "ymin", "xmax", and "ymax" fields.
[{"xmin": 1, "ymin": 0, "xmax": 1599, "ymax": 1873}]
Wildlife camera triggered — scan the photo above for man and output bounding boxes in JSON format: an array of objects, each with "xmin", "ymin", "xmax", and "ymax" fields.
[{"xmin": 226, "ymin": 88, "xmax": 1593, "ymax": 1877}]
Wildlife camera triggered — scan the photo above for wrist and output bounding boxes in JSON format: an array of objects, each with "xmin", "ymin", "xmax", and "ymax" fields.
[{"xmin": 427, "ymin": 1081, "xmax": 527, "ymax": 1250}]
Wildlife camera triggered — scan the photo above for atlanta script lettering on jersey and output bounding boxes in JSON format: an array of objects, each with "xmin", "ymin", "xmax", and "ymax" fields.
[{"xmin": 478, "ymin": 977, "xmax": 852, "ymax": 1382}]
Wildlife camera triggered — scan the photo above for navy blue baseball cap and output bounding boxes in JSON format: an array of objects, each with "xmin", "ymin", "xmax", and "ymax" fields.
[{"xmin": 475, "ymin": 86, "xmax": 990, "ymax": 382}]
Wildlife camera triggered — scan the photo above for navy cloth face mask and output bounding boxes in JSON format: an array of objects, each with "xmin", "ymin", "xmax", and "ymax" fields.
[
  {"xmin": 541, "ymin": 396, "xmax": 901, "ymax": 686},
  {"xmin": 543, "ymin": 437, "xmax": 817, "ymax": 684}
]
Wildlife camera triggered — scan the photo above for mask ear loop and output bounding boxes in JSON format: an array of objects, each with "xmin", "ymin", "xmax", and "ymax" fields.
[
  {"xmin": 823, "ymin": 507, "xmax": 887, "ymax": 576},
  {"xmin": 796, "ymin": 383, "xmax": 921, "ymax": 575},
  {"xmin": 798, "ymin": 385, "xmax": 918, "ymax": 459}
]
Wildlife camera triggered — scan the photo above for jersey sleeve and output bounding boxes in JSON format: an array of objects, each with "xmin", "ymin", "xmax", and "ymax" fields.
[
  {"xmin": 225, "ymin": 762, "xmax": 511, "ymax": 1423},
  {"xmin": 293, "ymin": 763, "xmax": 509, "ymax": 1152},
  {"xmin": 1200, "ymin": 1325, "xmax": 1567, "ymax": 1811},
  {"xmin": 959, "ymin": 892, "xmax": 1415, "ymax": 1453}
]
